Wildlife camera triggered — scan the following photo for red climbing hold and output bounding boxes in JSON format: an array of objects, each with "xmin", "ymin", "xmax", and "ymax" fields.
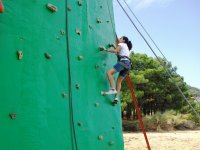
[{"xmin": 0, "ymin": 0, "xmax": 4, "ymax": 13}]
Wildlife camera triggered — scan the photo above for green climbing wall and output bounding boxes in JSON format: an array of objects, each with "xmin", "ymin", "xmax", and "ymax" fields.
[{"xmin": 0, "ymin": 0, "xmax": 124, "ymax": 150}]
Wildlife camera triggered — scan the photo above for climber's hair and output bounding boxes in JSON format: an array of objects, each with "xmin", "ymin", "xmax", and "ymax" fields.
[{"xmin": 122, "ymin": 36, "xmax": 132, "ymax": 50}]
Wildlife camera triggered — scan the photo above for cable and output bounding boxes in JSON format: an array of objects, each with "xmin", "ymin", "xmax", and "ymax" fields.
[
  {"xmin": 66, "ymin": 1, "xmax": 78, "ymax": 149},
  {"xmin": 123, "ymin": 0, "xmax": 168, "ymax": 61},
  {"xmin": 116, "ymin": 0, "xmax": 200, "ymax": 120},
  {"xmin": 123, "ymin": 0, "xmax": 179, "ymax": 77}
]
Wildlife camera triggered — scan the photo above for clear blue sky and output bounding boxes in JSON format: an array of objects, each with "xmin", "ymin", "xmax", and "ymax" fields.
[{"xmin": 113, "ymin": 0, "xmax": 200, "ymax": 89}]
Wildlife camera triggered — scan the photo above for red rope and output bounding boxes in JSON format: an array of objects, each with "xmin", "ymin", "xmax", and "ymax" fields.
[
  {"xmin": 125, "ymin": 75, "xmax": 151, "ymax": 150},
  {"xmin": 0, "ymin": 0, "xmax": 4, "ymax": 13}
]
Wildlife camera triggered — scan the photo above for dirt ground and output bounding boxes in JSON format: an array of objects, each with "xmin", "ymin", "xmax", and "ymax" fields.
[{"xmin": 123, "ymin": 130, "xmax": 200, "ymax": 150}]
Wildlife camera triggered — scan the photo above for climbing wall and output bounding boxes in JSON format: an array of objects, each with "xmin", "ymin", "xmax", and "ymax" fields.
[
  {"xmin": 67, "ymin": 0, "xmax": 124, "ymax": 149},
  {"xmin": 0, "ymin": 0, "xmax": 124, "ymax": 150},
  {"xmin": 0, "ymin": 1, "xmax": 73, "ymax": 150}
]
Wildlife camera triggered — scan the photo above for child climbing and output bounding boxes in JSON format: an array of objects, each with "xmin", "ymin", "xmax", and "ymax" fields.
[
  {"xmin": 105, "ymin": 36, "xmax": 132, "ymax": 104},
  {"xmin": 0, "ymin": 0, "xmax": 4, "ymax": 13}
]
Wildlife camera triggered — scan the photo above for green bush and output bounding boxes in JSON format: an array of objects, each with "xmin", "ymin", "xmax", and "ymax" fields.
[{"xmin": 123, "ymin": 110, "xmax": 199, "ymax": 131}]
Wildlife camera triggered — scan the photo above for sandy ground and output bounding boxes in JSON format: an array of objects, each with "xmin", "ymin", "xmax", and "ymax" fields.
[{"xmin": 124, "ymin": 130, "xmax": 200, "ymax": 150}]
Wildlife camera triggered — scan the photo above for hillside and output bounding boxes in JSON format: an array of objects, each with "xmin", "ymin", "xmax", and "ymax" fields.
[{"xmin": 187, "ymin": 85, "xmax": 200, "ymax": 97}]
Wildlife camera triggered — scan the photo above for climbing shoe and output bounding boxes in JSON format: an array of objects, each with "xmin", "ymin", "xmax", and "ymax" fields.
[
  {"xmin": 104, "ymin": 89, "xmax": 117, "ymax": 95},
  {"xmin": 112, "ymin": 97, "xmax": 118, "ymax": 106}
]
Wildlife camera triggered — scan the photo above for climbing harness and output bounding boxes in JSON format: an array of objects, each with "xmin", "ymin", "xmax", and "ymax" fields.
[
  {"xmin": 118, "ymin": 55, "xmax": 131, "ymax": 61},
  {"xmin": 118, "ymin": 55, "xmax": 133, "ymax": 70},
  {"xmin": 118, "ymin": 61, "xmax": 129, "ymax": 70},
  {"xmin": 0, "ymin": 0, "xmax": 4, "ymax": 13}
]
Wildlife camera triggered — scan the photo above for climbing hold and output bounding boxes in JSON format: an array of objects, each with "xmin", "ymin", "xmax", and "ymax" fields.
[
  {"xmin": 77, "ymin": 122, "xmax": 83, "ymax": 127},
  {"xmin": 19, "ymin": 37, "xmax": 24, "ymax": 42},
  {"xmin": 98, "ymin": 135, "xmax": 104, "ymax": 140},
  {"xmin": 89, "ymin": 25, "xmax": 93, "ymax": 29},
  {"xmin": 60, "ymin": 30, "xmax": 65, "ymax": 35},
  {"xmin": 46, "ymin": 3, "xmax": 58, "ymax": 12},
  {"xmin": 17, "ymin": 50, "xmax": 23, "ymax": 60},
  {"xmin": 9, "ymin": 113, "xmax": 16, "ymax": 120},
  {"xmin": 0, "ymin": 0, "xmax": 4, "ymax": 13},
  {"xmin": 62, "ymin": 92, "xmax": 67, "ymax": 98},
  {"xmin": 101, "ymin": 91, "xmax": 106, "ymax": 96},
  {"xmin": 76, "ymin": 29, "xmax": 81, "ymax": 35},
  {"xmin": 76, "ymin": 84, "xmax": 80, "ymax": 89},
  {"xmin": 67, "ymin": 6, "xmax": 72, "ymax": 11},
  {"xmin": 97, "ymin": 18, "xmax": 102, "ymax": 23},
  {"xmin": 44, "ymin": 53, "xmax": 52, "ymax": 59},
  {"xmin": 77, "ymin": 56, "xmax": 83, "ymax": 61},
  {"xmin": 95, "ymin": 64, "xmax": 99, "ymax": 69},
  {"xmin": 109, "ymin": 141, "xmax": 114, "ymax": 145},
  {"xmin": 56, "ymin": 36, "xmax": 60, "ymax": 40},
  {"xmin": 108, "ymin": 43, "xmax": 115, "ymax": 48},
  {"xmin": 78, "ymin": 0, "xmax": 82, "ymax": 6},
  {"xmin": 107, "ymin": 20, "xmax": 110, "ymax": 23},
  {"xmin": 95, "ymin": 103, "xmax": 100, "ymax": 107},
  {"xmin": 99, "ymin": 46, "xmax": 106, "ymax": 51}
]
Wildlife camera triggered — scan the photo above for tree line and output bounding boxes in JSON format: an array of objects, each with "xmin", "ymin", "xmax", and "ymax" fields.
[{"xmin": 121, "ymin": 53, "xmax": 199, "ymax": 120}]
